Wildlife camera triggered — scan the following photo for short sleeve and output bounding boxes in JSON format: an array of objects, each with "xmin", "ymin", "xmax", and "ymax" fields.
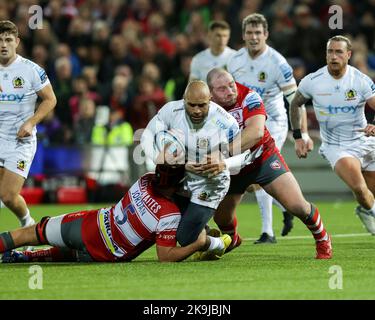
[
  {"xmin": 276, "ymin": 62, "xmax": 296, "ymax": 88},
  {"xmin": 30, "ymin": 63, "xmax": 50, "ymax": 92},
  {"xmin": 298, "ymin": 76, "xmax": 313, "ymax": 99},
  {"xmin": 155, "ymin": 213, "xmax": 181, "ymax": 247},
  {"xmin": 360, "ymin": 73, "xmax": 375, "ymax": 101},
  {"xmin": 242, "ymin": 91, "xmax": 266, "ymax": 122}
]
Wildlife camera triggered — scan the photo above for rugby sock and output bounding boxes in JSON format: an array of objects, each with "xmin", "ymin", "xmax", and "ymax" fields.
[
  {"xmin": 217, "ymin": 215, "xmax": 240, "ymax": 246},
  {"xmin": 0, "ymin": 232, "xmax": 15, "ymax": 253},
  {"xmin": 207, "ymin": 236, "xmax": 224, "ymax": 251},
  {"xmin": 19, "ymin": 209, "xmax": 34, "ymax": 227},
  {"xmin": 369, "ymin": 202, "xmax": 375, "ymax": 218},
  {"xmin": 255, "ymin": 188, "xmax": 274, "ymax": 236},
  {"xmin": 217, "ymin": 214, "xmax": 238, "ymax": 237},
  {"xmin": 304, "ymin": 204, "xmax": 328, "ymax": 242},
  {"xmin": 23, "ymin": 247, "xmax": 77, "ymax": 262}
]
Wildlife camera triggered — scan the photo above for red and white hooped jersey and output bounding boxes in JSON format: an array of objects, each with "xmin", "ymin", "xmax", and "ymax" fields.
[
  {"xmin": 223, "ymin": 82, "xmax": 279, "ymax": 174},
  {"xmin": 81, "ymin": 174, "xmax": 181, "ymax": 262}
]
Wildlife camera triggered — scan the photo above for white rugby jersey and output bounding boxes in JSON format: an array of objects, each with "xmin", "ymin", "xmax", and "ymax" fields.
[
  {"xmin": 0, "ymin": 55, "xmax": 50, "ymax": 141},
  {"xmin": 141, "ymin": 99, "xmax": 240, "ymax": 164},
  {"xmin": 298, "ymin": 65, "xmax": 375, "ymax": 146},
  {"xmin": 190, "ymin": 47, "xmax": 236, "ymax": 81},
  {"xmin": 227, "ymin": 46, "xmax": 296, "ymax": 122}
]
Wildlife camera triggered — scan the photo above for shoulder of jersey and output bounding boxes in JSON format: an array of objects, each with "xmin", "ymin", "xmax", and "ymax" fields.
[
  {"xmin": 18, "ymin": 56, "xmax": 43, "ymax": 71},
  {"xmin": 193, "ymin": 48, "xmax": 210, "ymax": 60},
  {"xmin": 162, "ymin": 100, "xmax": 184, "ymax": 113},
  {"xmin": 267, "ymin": 46, "xmax": 288, "ymax": 64},
  {"xmin": 306, "ymin": 66, "xmax": 327, "ymax": 81}
]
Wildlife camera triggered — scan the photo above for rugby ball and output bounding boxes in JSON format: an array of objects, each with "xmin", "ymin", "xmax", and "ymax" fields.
[{"xmin": 154, "ymin": 129, "xmax": 186, "ymax": 157}]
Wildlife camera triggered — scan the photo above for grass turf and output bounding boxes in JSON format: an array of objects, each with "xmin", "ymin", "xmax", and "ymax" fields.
[{"xmin": 0, "ymin": 201, "xmax": 374, "ymax": 300}]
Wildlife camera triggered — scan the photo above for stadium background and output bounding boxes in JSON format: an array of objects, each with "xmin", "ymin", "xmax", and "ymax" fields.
[{"xmin": 3, "ymin": 0, "xmax": 375, "ymax": 205}]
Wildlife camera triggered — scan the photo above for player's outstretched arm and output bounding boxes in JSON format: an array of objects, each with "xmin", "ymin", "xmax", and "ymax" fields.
[
  {"xmin": 156, "ymin": 229, "xmax": 207, "ymax": 262},
  {"xmin": 17, "ymin": 84, "xmax": 57, "ymax": 139}
]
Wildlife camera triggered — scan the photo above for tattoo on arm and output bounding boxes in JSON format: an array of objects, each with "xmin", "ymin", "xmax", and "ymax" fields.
[{"xmin": 290, "ymin": 90, "xmax": 309, "ymax": 130}]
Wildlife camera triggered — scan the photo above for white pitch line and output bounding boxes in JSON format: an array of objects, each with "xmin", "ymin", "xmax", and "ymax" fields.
[{"xmin": 244, "ymin": 233, "xmax": 373, "ymax": 241}]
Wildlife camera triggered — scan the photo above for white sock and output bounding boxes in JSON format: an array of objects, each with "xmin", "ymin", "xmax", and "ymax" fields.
[
  {"xmin": 255, "ymin": 188, "xmax": 274, "ymax": 236},
  {"xmin": 369, "ymin": 201, "xmax": 375, "ymax": 218},
  {"xmin": 19, "ymin": 209, "xmax": 34, "ymax": 227},
  {"xmin": 207, "ymin": 236, "xmax": 224, "ymax": 251},
  {"xmin": 272, "ymin": 198, "xmax": 286, "ymax": 212}
]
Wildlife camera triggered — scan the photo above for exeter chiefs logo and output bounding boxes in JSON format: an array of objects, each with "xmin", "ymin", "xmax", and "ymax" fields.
[
  {"xmin": 12, "ymin": 76, "xmax": 25, "ymax": 88},
  {"xmin": 345, "ymin": 89, "xmax": 357, "ymax": 101},
  {"xmin": 198, "ymin": 191, "xmax": 210, "ymax": 201},
  {"xmin": 17, "ymin": 160, "xmax": 26, "ymax": 171},
  {"xmin": 258, "ymin": 71, "xmax": 267, "ymax": 82}
]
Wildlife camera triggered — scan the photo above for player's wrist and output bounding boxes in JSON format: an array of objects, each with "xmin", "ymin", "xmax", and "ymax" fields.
[{"xmin": 292, "ymin": 129, "xmax": 302, "ymax": 140}]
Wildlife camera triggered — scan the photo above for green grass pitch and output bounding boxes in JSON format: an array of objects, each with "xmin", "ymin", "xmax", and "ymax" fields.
[{"xmin": 0, "ymin": 201, "xmax": 374, "ymax": 300}]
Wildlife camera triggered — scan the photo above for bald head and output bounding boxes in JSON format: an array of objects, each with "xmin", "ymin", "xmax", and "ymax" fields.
[
  {"xmin": 184, "ymin": 80, "xmax": 211, "ymax": 124},
  {"xmin": 184, "ymin": 80, "xmax": 211, "ymax": 101},
  {"xmin": 207, "ymin": 68, "xmax": 238, "ymax": 109}
]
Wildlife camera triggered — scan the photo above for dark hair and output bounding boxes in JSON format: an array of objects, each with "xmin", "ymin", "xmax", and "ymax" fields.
[
  {"xmin": 208, "ymin": 20, "xmax": 230, "ymax": 32},
  {"xmin": 327, "ymin": 35, "xmax": 352, "ymax": 51},
  {"xmin": 242, "ymin": 13, "xmax": 268, "ymax": 34},
  {"xmin": 153, "ymin": 164, "xmax": 185, "ymax": 189},
  {"xmin": 0, "ymin": 20, "xmax": 18, "ymax": 37}
]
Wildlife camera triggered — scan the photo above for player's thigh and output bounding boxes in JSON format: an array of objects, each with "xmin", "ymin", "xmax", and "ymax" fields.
[
  {"xmin": 0, "ymin": 168, "xmax": 25, "ymax": 198},
  {"xmin": 334, "ymin": 157, "xmax": 367, "ymax": 191},
  {"xmin": 262, "ymin": 172, "xmax": 309, "ymax": 214},
  {"xmin": 363, "ymin": 170, "xmax": 375, "ymax": 195}
]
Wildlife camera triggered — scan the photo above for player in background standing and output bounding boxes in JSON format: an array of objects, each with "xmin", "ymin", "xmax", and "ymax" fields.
[
  {"xmin": 290, "ymin": 35, "xmax": 375, "ymax": 234},
  {"xmin": 227, "ymin": 13, "xmax": 313, "ymax": 243},
  {"xmin": 0, "ymin": 21, "xmax": 56, "ymax": 239},
  {"xmin": 200, "ymin": 68, "xmax": 332, "ymax": 259},
  {"xmin": 1, "ymin": 165, "xmax": 229, "ymax": 263},
  {"xmin": 189, "ymin": 20, "xmax": 235, "ymax": 81}
]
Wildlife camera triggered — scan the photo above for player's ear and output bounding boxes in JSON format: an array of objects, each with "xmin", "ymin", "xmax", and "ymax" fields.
[{"xmin": 347, "ymin": 50, "xmax": 352, "ymax": 60}]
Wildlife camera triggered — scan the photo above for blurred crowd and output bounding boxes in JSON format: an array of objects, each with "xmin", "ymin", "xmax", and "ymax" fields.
[{"xmin": 4, "ymin": 0, "xmax": 375, "ymax": 146}]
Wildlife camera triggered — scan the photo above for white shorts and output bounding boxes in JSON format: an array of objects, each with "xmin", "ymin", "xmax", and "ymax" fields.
[
  {"xmin": 181, "ymin": 170, "xmax": 230, "ymax": 209},
  {"xmin": 319, "ymin": 137, "xmax": 375, "ymax": 171},
  {"xmin": 266, "ymin": 117, "xmax": 288, "ymax": 151},
  {"xmin": 0, "ymin": 137, "xmax": 37, "ymax": 178}
]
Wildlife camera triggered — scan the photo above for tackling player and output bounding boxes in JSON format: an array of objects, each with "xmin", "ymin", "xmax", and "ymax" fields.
[
  {"xmin": 227, "ymin": 13, "xmax": 313, "ymax": 242},
  {"xmin": 0, "ymin": 165, "xmax": 231, "ymax": 263},
  {"xmin": 290, "ymin": 35, "xmax": 375, "ymax": 234},
  {"xmin": 0, "ymin": 21, "xmax": 56, "ymax": 240},
  {"xmin": 204, "ymin": 68, "xmax": 332, "ymax": 259}
]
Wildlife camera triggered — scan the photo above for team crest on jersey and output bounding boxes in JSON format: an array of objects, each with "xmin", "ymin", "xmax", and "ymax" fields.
[
  {"xmin": 197, "ymin": 137, "xmax": 209, "ymax": 149},
  {"xmin": 12, "ymin": 76, "xmax": 25, "ymax": 88},
  {"xmin": 17, "ymin": 160, "xmax": 26, "ymax": 171},
  {"xmin": 258, "ymin": 71, "xmax": 267, "ymax": 82},
  {"xmin": 198, "ymin": 191, "xmax": 210, "ymax": 201},
  {"xmin": 345, "ymin": 89, "xmax": 357, "ymax": 101},
  {"xmin": 270, "ymin": 160, "xmax": 281, "ymax": 170}
]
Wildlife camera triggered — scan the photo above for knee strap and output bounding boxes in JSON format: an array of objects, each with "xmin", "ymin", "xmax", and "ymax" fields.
[{"xmin": 35, "ymin": 216, "xmax": 50, "ymax": 245}]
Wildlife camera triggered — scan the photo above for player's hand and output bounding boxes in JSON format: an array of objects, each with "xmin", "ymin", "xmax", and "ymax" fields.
[
  {"xmin": 185, "ymin": 162, "xmax": 204, "ymax": 174},
  {"xmin": 305, "ymin": 136, "xmax": 314, "ymax": 152},
  {"xmin": 199, "ymin": 155, "xmax": 226, "ymax": 178},
  {"xmin": 356, "ymin": 124, "xmax": 375, "ymax": 137},
  {"xmin": 17, "ymin": 120, "xmax": 34, "ymax": 139},
  {"xmin": 295, "ymin": 139, "xmax": 308, "ymax": 159}
]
